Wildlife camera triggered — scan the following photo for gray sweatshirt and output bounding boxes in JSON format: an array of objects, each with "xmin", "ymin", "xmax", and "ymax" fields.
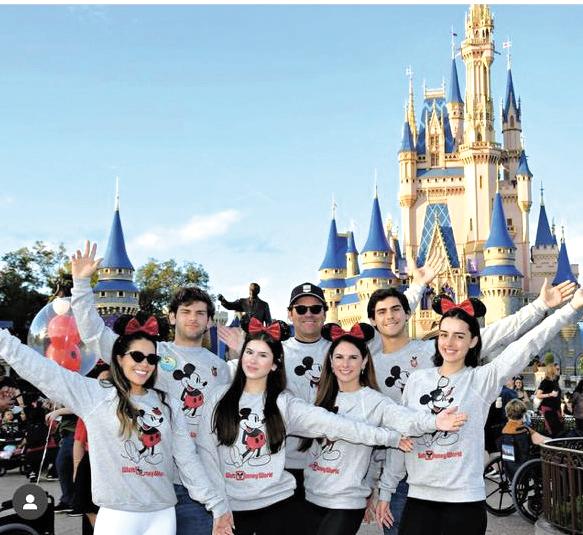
[
  {"xmin": 0, "ymin": 330, "xmax": 228, "ymax": 516},
  {"xmin": 380, "ymin": 303, "xmax": 581, "ymax": 504},
  {"xmin": 304, "ymin": 386, "xmax": 439, "ymax": 510},
  {"xmin": 196, "ymin": 386, "xmax": 404, "ymax": 512},
  {"xmin": 282, "ymin": 283, "xmax": 426, "ymax": 470},
  {"xmin": 71, "ymin": 277, "xmax": 231, "ymax": 453}
]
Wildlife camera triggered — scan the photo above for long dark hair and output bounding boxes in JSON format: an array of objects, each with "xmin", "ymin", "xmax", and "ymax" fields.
[
  {"xmin": 105, "ymin": 312, "xmax": 170, "ymax": 438},
  {"xmin": 299, "ymin": 323, "xmax": 377, "ymax": 452},
  {"xmin": 431, "ymin": 295, "xmax": 486, "ymax": 368},
  {"xmin": 212, "ymin": 319, "xmax": 290, "ymax": 453}
]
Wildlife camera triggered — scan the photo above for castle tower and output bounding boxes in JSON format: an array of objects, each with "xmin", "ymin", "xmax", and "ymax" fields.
[
  {"xmin": 501, "ymin": 63, "xmax": 523, "ymax": 179},
  {"xmin": 318, "ymin": 206, "xmax": 347, "ymax": 323},
  {"xmin": 552, "ymin": 229, "xmax": 578, "ymax": 286},
  {"xmin": 356, "ymin": 191, "xmax": 396, "ymax": 304},
  {"xmin": 346, "ymin": 230, "xmax": 360, "ymax": 278},
  {"xmin": 94, "ymin": 182, "xmax": 139, "ymax": 317},
  {"xmin": 514, "ymin": 150, "xmax": 533, "ymax": 288},
  {"xmin": 399, "ymin": 113, "xmax": 418, "ymax": 261},
  {"xmin": 459, "ymin": 4, "xmax": 501, "ymax": 258},
  {"xmin": 446, "ymin": 53, "xmax": 464, "ymax": 146},
  {"xmin": 530, "ymin": 186, "xmax": 559, "ymax": 294},
  {"xmin": 480, "ymin": 191, "xmax": 523, "ymax": 324}
]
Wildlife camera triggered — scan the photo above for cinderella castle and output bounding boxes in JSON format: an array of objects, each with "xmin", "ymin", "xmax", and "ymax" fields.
[{"xmin": 318, "ymin": 4, "xmax": 582, "ymax": 373}]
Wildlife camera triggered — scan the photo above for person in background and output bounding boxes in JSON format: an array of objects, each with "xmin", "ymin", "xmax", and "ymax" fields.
[
  {"xmin": 218, "ymin": 283, "xmax": 272, "ymax": 326},
  {"xmin": 571, "ymin": 379, "xmax": 583, "ymax": 433},
  {"xmin": 535, "ymin": 363, "xmax": 564, "ymax": 437}
]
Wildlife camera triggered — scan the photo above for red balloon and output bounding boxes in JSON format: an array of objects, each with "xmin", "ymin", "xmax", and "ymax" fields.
[
  {"xmin": 46, "ymin": 343, "xmax": 81, "ymax": 372},
  {"xmin": 47, "ymin": 315, "xmax": 81, "ymax": 350}
]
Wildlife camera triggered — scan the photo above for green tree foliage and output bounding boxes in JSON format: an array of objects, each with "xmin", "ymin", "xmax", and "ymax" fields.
[
  {"xmin": 543, "ymin": 352, "xmax": 556, "ymax": 365},
  {"xmin": 135, "ymin": 258, "xmax": 211, "ymax": 315},
  {"xmin": 0, "ymin": 241, "xmax": 68, "ymax": 341}
]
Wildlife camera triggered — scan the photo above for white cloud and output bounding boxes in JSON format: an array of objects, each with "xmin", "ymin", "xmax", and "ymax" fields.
[{"xmin": 130, "ymin": 210, "xmax": 241, "ymax": 252}]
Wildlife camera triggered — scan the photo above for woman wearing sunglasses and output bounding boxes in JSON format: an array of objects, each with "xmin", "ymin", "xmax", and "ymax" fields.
[
  {"xmin": 0, "ymin": 313, "xmax": 233, "ymax": 535},
  {"xmin": 196, "ymin": 317, "xmax": 463, "ymax": 535}
]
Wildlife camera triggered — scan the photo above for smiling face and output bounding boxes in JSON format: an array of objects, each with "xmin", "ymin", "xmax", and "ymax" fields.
[
  {"xmin": 170, "ymin": 301, "xmax": 210, "ymax": 345},
  {"xmin": 116, "ymin": 338, "xmax": 157, "ymax": 394},
  {"xmin": 288, "ymin": 296, "xmax": 326, "ymax": 342},
  {"xmin": 241, "ymin": 339, "xmax": 276, "ymax": 384},
  {"xmin": 437, "ymin": 316, "xmax": 478, "ymax": 371},
  {"xmin": 331, "ymin": 340, "xmax": 366, "ymax": 392},
  {"xmin": 371, "ymin": 296, "xmax": 409, "ymax": 339}
]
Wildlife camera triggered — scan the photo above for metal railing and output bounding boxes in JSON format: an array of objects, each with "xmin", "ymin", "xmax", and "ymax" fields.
[{"xmin": 540, "ymin": 437, "xmax": 583, "ymax": 534}]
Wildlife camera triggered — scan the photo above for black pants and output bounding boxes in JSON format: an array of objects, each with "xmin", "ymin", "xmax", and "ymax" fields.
[
  {"xmin": 304, "ymin": 501, "xmax": 365, "ymax": 535},
  {"xmin": 400, "ymin": 498, "xmax": 487, "ymax": 535},
  {"xmin": 541, "ymin": 408, "xmax": 563, "ymax": 437},
  {"xmin": 233, "ymin": 497, "xmax": 297, "ymax": 535},
  {"xmin": 286, "ymin": 468, "xmax": 305, "ymax": 501}
]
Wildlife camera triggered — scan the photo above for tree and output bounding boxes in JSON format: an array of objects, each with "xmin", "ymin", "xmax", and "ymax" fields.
[
  {"xmin": 0, "ymin": 241, "xmax": 68, "ymax": 341},
  {"xmin": 135, "ymin": 258, "xmax": 211, "ymax": 315}
]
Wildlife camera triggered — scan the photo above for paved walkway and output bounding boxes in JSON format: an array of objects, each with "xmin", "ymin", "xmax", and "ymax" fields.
[{"xmin": 0, "ymin": 471, "xmax": 534, "ymax": 534}]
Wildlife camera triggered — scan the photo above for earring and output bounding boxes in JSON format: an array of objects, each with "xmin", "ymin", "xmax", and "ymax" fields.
[{"xmin": 360, "ymin": 368, "xmax": 365, "ymax": 375}]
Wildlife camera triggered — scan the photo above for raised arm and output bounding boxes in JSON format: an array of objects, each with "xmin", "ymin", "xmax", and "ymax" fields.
[
  {"xmin": 70, "ymin": 241, "xmax": 117, "ymax": 364},
  {"xmin": 481, "ymin": 279, "xmax": 577, "ymax": 355},
  {"xmin": 404, "ymin": 251, "xmax": 446, "ymax": 314},
  {"xmin": 0, "ymin": 330, "xmax": 101, "ymax": 420}
]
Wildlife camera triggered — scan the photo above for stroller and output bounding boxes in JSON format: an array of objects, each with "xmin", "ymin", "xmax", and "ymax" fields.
[{"xmin": 0, "ymin": 427, "xmax": 26, "ymax": 477}]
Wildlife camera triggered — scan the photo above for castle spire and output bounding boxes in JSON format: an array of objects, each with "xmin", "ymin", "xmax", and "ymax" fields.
[
  {"xmin": 102, "ymin": 183, "xmax": 133, "ymax": 270},
  {"xmin": 484, "ymin": 192, "xmax": 515, "ymax": 249},
  {"xmin": 534, "ymin": 186, "xmax": 554, "ymax": 247},
  {"xmin": 406, "ymin": 66, "xmax": 418, "ymax": 143},
  {"xmin": 319, "ymin": 210, "xmax": 344, "ymax": 270},
  {"xmin": 362, "ymin": 194, "xmax": 390, "ymax": 253},
  {"xmin": 515, "ymin": 150, "xmax": 532, "ymax": 177},
  {"xmin": 503, "ymin": 62, "xmax": 520, "ymax": 123},
  {"xmin": 448, "ymin": 56, "xmax": 463, "ymax": 104},
  {"xmin": 552, "ymin": 229, "xmax": 577, "ymax": 285},
  {"xmin": 400, "ymin": 116, "xmax": 415, "ymax": 152}
]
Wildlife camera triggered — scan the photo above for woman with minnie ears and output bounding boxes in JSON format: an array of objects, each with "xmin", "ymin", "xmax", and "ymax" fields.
[
  {"xmin": 196, "ymin": 317, "xmax": 464, "ymax": 535},
  {"xmin": 376, "ymin": 287, "xmax": 583, "ymax": 535},
  {"xmin": 298, "ymin": 323, "xmax": 467, "ymax": 535},
  {"xmin": 0, "ymin": 313, "xmax": 233, "ymax": 535}
]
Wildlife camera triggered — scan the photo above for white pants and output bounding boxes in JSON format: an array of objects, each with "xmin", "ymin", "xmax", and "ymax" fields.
[{"xmin": 94, "ymin": 506, "xmax": 176, "ymax": 535}]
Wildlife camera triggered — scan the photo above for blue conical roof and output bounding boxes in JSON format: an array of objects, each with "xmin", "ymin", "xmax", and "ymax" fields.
[
  {"xmin": 516, "ymin": 151, "xmax": 533, "ymax": 177},
  {"xmin": 448, "ymin": 58, "xmax": 463, "ymax": 104},
  {"xmin": 103, "ymin": 209, "xmax": 134, "ymax": 270},
  {"xmin": 346, "ymin": 231, "xmax": 359, "ymax": 255},
  {"xmin": 400, "ymin": 120, "xmax": 414, "ymax": 152},
  {"xmin": 534, "ymin": 203, "xmax": 555, "ymax": 247},
  {"xmin": 503, "ymin": 68, "xmax": 520, "ymax": 122},
  {"xmin": 485, "ymin": 192, "xmax": 515, "ymax": 249},
  {"xmin": 552, "ymin": 239, "xmax": 577, "ymax": 286},
  {"xmin": 362, "ymin": 196, "xmax": 390, "ymax": 253},
  {"xmin": 319, "ymin": 218, "xmax": 346, "ymax": 270}
]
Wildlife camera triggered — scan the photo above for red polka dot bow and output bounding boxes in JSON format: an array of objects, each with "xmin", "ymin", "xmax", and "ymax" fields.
[
  {"xmin": 248, "ymin": 317, "xmax": 282, "ymax": 341},
  {"xmin": 441, "ymin": 299, "xmax": 475, "ymax": 317}
]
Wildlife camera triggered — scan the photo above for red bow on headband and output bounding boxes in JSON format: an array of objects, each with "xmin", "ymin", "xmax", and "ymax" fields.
[
  {"xmin": 329, "ymin": 323, "xmax": 365, "ymax": 342},
  {"xmin": 441, "ymin": 299, "xmax": 475, "ymax": 317},
  {"xmin": 248, "ymin": 317, "xmax": 282, "ymax": 341},
  {"xmin": 125, "ymin": 316, "xmax": 160, "ymax": 336}
]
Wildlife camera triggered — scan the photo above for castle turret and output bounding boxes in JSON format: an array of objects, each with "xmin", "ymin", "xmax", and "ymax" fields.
[
  {"xmin": 318, "ymin": 205, "xmax": 347, "ymax": 323},
  {"xmin": 501, "ymin": 63, "xmax": 522, "ymax": 178},
  {"xmin": 399, "ymin": 109, "xmax": 418, "ymax": 262},
  {"xmin": 94, "ymin": 182, "xmax": 139, "ymax": 317},
  {"xmin": 357, "ymin": 191, "xmax": 396, "ymax": 303},
  {"xmin": 346, "ymin": 230, "xmax": 360, "ymax": 278},
  {"xmin": 480, "ymin": 192, "xmax": 523, "ymax": 324},
  {"xmin": 552, "ymin": 229, "xmax": 578, "ymax": 286},
  {"xmin": 446, "ymin": 54, "xmax": 464, "ymax": 146},
  {"xmin": 515, "ymin": 150, "xmax": 533, "ymax": 288}
]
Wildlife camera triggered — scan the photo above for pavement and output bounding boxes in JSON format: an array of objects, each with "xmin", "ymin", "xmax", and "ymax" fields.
[{"xmin": 0, "ymin": 470, "xmax": 535, "ymax": 534}]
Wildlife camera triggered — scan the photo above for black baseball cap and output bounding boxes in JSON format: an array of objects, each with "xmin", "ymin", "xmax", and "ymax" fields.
[{"xmin": 288, "ymin": 283, "xmax": 326, "ymax": 308}]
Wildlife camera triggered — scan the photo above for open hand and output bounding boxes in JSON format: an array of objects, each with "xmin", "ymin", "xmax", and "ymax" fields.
[
  {"xmin": 540, "ymin": 278, "xmax": 577, "ymax": 309},
  {"xmin": 217, "ymin": 324, "xmax": 245, "ymax": 354},
  {"xmin": 398, "ymin": 437, "xmax": 414, "ymax": 452},
  {"xmin": 436, "ymin": 406, "xmax": 468, "ymax": 432},
  {"xmin": 409, "ymin": 250, "xmax": 446, "ymax": 287},
  {"xmin": 212, "ymin": 511, "xmax": 235, "ymax": 535},
  {"xmin": 376, "ymin": 499, "xmax": 394, "ymax": 529},
  {"xmin": 71, "ymin": 241, "xmax": 102, "ymax": 279}
]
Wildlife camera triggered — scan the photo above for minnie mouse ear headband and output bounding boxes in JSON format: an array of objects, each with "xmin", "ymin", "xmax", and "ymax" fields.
[
  {"xmin": 431, "ymin": 295, "xmax": 487, "ymax": 319},
  {"xmin": 321, "ymin": 322, "xmax": 375, "ymax": 343},
  {"xmin": 241, "ymin": 317, "xmax": 291, "ymax": 342},
  {"xmin": 113, "ymin": 313, "xmax": 162, "ymax": 338}
]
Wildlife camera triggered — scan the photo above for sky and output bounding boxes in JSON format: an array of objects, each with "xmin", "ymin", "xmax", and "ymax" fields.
[{"xmin": 0, "ymin": 4, "xmax": 582, "ymax": 320}]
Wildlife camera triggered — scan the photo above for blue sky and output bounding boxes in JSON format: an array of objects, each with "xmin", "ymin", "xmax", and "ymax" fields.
[{"xmin": 0, "ymin": 4, "xmax": 582, "ymax": 319}]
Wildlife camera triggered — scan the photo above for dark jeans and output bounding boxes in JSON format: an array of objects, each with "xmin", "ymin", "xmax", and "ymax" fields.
[
  {"xmin": 540, "ymin": 407, "xmax": 563, "ymax": 437},
  {"xmin": 304, "ymin": 501, "xmax": 365, "ymax": 535},
  {"xmin": 400, "ymin": 498, "xmax": 487, "ymax": 535},
  {"xmin": 233, "ymin": 497, "xmax": 296, "ymax": 535},
  {"xmin": 56, "ymin": 434, "xmax": 75, "ymax": 506},
  {"xmin": 174, "ymin": 483, "xmax": 212, "ymax": 535},
  {"xmin": 576, "ymin": 418, "xmax": 583, "ymax": 432},
  {"xmin": 383, "ymin": 478, "xmax": 408, "ymax": 535}
]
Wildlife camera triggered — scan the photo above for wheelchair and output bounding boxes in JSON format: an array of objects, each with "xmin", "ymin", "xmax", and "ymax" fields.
[{"xmin": 483, "ymin": 434, "xmax": 543, "ymax": 523}]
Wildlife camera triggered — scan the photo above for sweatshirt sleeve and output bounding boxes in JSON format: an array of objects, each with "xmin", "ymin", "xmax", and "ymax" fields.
[
  {"xmin": 404, "ymin": 283, "xmax": 425, "ymax": 314},
  {"xmin": 71, "ymin": 277, "xmax": 117, "ymax": 364},
  {"xmin": 379, "ymin": 447, "xmax": 407, "ymax": 502},
  {"xmin": 195, "ymin": 393, "xmax": 230, "ymax": 511},
  {"xmin": 373, "ymin": 395, "xmax": 437, "ymax": 437},
  {"xmin": 480, "ymin": 297, "xmax": 548, "ymax": 355},
  {"xmin": 476, "ymin": 303, "xmax": 582, "ymax": 404},
  {"xmin": 282, "ymin": 393, "xmax": 393, "ymax": 447},
  {"xmin": 0, "ymin": 329, "xmax": 101, "ymax": 420},
  {"xmin": 170, "ymin": 400, "xmax": 228, "ymax": 518}
]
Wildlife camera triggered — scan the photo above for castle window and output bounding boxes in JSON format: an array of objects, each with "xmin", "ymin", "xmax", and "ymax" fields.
[
  {"xmin": 470, "ymin": 219, "xmax": 473, "ymax": 231},
  {"xmin": 479, "ymin": 176, "xmax": 483, "ymax": 189},
  {"xmin": 510, "ymin": 116, "xmax": 515, "ymax": 128},
  {"xmin": 507, "ymin": 218, "xmax": 513, "ymax": 228},
  {"xmin": 118, "ymin": 291, "xmax": 124, "ymax": 297},
  {"xmin": 117, "ymin": 269, "xmax": 123, "ymax": 274},
  {"xmin": 100, "ymin": 292, "xmax": 106, "ymax": 297},
  {"xmin": 104, "ymin": 269, "xmax": 110, "ymax": 274}
]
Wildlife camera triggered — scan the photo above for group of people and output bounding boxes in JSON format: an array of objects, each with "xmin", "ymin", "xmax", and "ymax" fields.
[{"xmin": 0, "ymin": 240, "xmax": 581, "ymax": 535}]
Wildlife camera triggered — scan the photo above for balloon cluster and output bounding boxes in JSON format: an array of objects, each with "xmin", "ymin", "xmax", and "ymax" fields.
[{"xmin": 28, "ymin": 298, "xmax": 96, "ymax": 375}]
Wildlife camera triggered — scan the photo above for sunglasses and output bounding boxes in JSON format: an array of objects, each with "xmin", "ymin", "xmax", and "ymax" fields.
[
  {"xmin": 292, "ymin": 304, "xmax": 324, "ymax": 315},
  {"xmin": 125, "ymin": 351, "xmax": 160, "ymax": 366}
]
